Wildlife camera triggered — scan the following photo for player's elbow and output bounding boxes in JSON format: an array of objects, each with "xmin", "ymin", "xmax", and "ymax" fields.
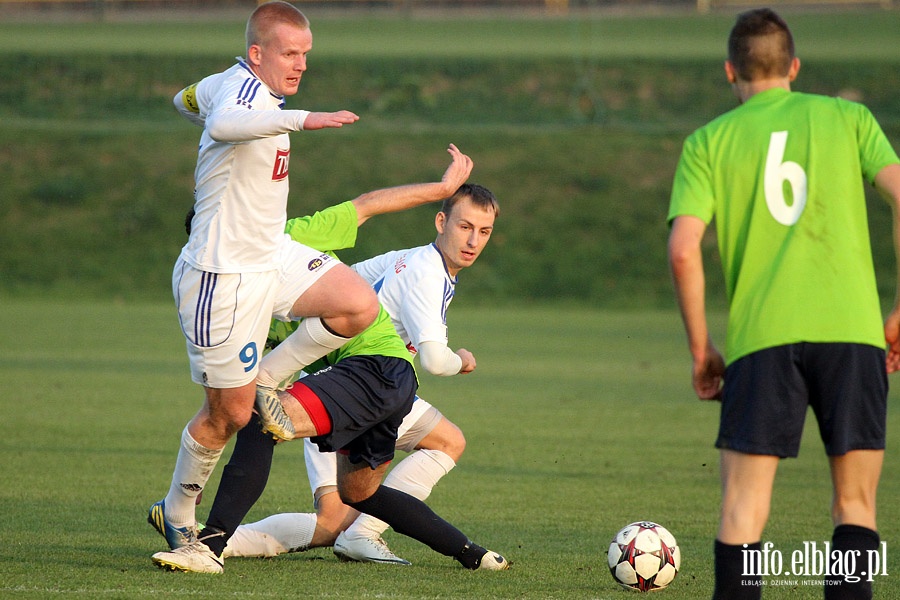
[
  {"xmin": 418, "ymin": 355, "xmax": 445, "ymax": 376},
  {"xmin": 875, "ymin": 163, "xmax": 900, "ymax": 210},
  {"xmin": 667, "ymin": 219, "xmax": 704, "ymax": 275},
  {"xmin": 667, "ymin": 242, "xmax": 695, "ymax": 274}
]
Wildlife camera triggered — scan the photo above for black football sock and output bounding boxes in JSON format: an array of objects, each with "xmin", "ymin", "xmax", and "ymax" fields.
[
  {"xmin": 825, "ymin": 525, "xmax": 879, "ymax": 600},
  {"xmin": 713, "ymin": 540, "xmax": 761, "ymax": 600},
  {"xmin": 201, "ymin": 413, "xmax": 276, "ymax": 557},
  {"xmin": 348, "ymin": 485, "xmax": 487, "ymax": 567},
  {"xmin": 455, "ymin": 540, "xmax": 491, "ymax": 570}
]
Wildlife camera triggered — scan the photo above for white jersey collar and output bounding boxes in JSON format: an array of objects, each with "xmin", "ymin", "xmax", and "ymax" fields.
[
  {"xmin": 236, "ymin": 58, "xmax": 286, "ymax": 109},
  {"xmin": 429, "ymin": 243, "xmax": 458, "ymax": 284}
]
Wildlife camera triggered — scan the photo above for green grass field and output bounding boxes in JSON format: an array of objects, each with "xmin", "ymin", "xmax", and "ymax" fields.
[{"xmin": 1, "ymin": 300, "xmax": 898, "ymax": 599}]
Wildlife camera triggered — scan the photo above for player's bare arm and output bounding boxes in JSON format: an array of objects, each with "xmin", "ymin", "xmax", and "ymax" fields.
[
  {"xmin": 875, "ymin": 163, "xmax": 900, "ymax": 373},
  {"xmin": 668, "ymin": 215, "xmax": 724, "ymax": 400},
  {"xmin": 302, "ymin": 110, "xmax": 360, "ymax": 130},
  {"xmin": 353, "ymin": 144, "xmax": 474, "ymax": 226}
]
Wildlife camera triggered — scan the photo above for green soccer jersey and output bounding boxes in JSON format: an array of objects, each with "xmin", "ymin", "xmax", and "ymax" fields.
[
  {"xmin": 669, "ymin": 88, "xmax": 899, "ymax": 364},
  {"xmin": 283, "ymin": 200, "xmax": 359, "ymax": 255},
  {"xmin": 269, "ymin": 201, "xmax": 414, "ymax": 372}
]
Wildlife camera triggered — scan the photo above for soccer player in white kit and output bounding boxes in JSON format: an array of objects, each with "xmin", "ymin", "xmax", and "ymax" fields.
[
  {"xmin": 222, "ymin": 183, "xmax": 500, "ymax": 564},
  {"xmin": 148, "ymin": 1, "xmax": 379, "ymax": 553}
]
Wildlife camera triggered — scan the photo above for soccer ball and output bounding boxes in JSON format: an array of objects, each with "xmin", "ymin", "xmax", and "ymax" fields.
[{"xmin": 607, "ymin": 521, "xmax": 681, "ymax": 592}]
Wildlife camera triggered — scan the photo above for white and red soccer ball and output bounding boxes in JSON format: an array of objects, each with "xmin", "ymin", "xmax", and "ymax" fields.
[{"xmin": 607, "ymin": 521, "xmax": 681, "ymax": 592}]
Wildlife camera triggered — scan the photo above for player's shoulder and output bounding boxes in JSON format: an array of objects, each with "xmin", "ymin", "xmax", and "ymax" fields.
[
  {"xmin": 788, "ymin": 91, "xmax": 878, "ymax": 134},
  {"xmin": 406, "ymin": 245, "xmax": 458, "ymax": 289},
  {"xmin": 198, "ymin": 63, "xmax": 245, "ymax": 90},
  {"xmin": 364, "ymin": 245, "xmax": 446, "ymax": 291},
  {"xmin": 370, "ymin": 244, "xmax": 430, "ymax": 271},
  {"xmin": 408, "ymin": 242, "xmax": 441, "ymax": 260},
  {"xmin": 398, "ymin": 244, "xmax": 446, "ymax": 272},
  {"xmin": 789, "ymin": 90, "xmax": 854, "ymax": 109},
  {"xmin": 753, "ymin": 89, "xmax": 876, "ymax": 126},
  {"xmin": 208, "ymin": 61, "xmax": 275, "ymax": 106},
  {"xmin": 223, "ymin": 60, "xmax": 255, "ymax": 81},
  {"xmin": 683, "ymin": 107, "xmax": 732, "ymax": 149}
]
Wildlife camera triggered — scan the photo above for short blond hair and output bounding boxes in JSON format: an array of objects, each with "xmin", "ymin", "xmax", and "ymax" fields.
[{"xmin": 246, "ymin": 1, "xmax": 309, "ymax": 51}]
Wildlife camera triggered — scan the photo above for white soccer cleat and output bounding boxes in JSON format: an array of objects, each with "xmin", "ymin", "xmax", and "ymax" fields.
[
  {"xmin": 255, "ymin": 385, "xmax": 295, "ymax": 441},
  {"xmin": 333, "ymin": 531, "xmax": 411, "ymax": 565},
  {"xmin": 152, "ymin": 540, "xmax": 224, "ymax": 574},
  {"xmin": 477, "ymin": 550, "xmax": 510, "ymax": 571}
]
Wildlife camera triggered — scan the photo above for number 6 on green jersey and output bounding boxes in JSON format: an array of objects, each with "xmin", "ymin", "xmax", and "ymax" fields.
[{"xmin": 764, "ymin": 131, "xmax": 807, "ymax": 226}]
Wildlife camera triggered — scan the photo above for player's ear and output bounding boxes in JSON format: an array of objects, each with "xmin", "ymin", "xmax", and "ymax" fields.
[
  {"xmin": 724, "ymin": 60, "xmax": 737, "ymax": 84},
  {"xmin": 788, "ymin": 57, "xmax": 801, "ymax": 81},
  {"xmin": 435, "ymin": 211, "xmax": 447, "ymax": 235},
  {"xmin": 247, "ymin": 44, "xmax": 262, "ymax": 67}
]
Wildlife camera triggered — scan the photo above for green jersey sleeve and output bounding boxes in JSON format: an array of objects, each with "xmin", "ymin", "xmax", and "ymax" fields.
[
  {"xmin": 854, "ymin": 101, "xmax": 900, "ymax": 184},
  {"xmin": 668, "ymin": 130, "xmax": 716, "ymax": 225},
  {"xmin": 283, "ymin": 201, "xmax": 359, "ymax": 252}
]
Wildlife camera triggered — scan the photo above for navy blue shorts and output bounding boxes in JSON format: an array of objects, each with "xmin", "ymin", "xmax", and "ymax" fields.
[
  {"xmin": 299, "ymin": 355, "xmax": 417, "ymax": 469},
  {"xmin": 718, "ymin": 343, "xmax": 887, "ymax": 458}
]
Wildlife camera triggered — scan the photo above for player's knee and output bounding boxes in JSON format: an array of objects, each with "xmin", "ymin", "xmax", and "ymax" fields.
[
  {"xmin": 205, "ymin": 402, "xmax": 253, "ymax": 437},
  {"xmin": 719, "ymin": 502, "xmax": 769, "ymax": 544},
  {"xmin": 338, "ymin": 482, "xmax": 377, "ymax": 507},
  {"xmin": 420, "ymin": 419, "xmax": 467, "ymax": 462},
  {"xmin": 321, "ymin": 285, "xmax": 377, "ymax": 338},
  {"xmin": 444, "ymin": 425, "xmax": 466, "ymax": 462},
  {"xmin": 344, "ymin": 285, "xmax": 379, "ymax": 333},
  {"xmin": 339, "ymin": 489, "xmax": 366, "ymax": 507},
  {"xmin": 204, "ymin": 385, "xmax": 256, "ymax": 431},
  {"xmin": 430, "ymin": 427, "xmax": 466, "ymax": 463}
]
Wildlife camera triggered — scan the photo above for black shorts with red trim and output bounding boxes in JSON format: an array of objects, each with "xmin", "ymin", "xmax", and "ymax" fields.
[{"xmin": 292, "ymin": 355, "xmax": 417, "ymax": 469}]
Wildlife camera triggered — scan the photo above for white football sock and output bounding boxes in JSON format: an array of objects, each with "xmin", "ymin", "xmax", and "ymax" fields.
[
  {"xmin": 257, "ymin": 317, "xmax": 348, "ymax": 388},
  {"xmin": 223, "ymin": 513, "xmax": 317, "ymax": 558},
  {"xmin": 164, "ymin": 426, "xmax": 222, "ymax": 527},
  {"xmin": 343, "ymin": 449, "xmax": 456, "ymax": 540}
]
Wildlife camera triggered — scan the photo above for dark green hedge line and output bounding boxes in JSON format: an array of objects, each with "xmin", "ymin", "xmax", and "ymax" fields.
[{"xmin": 1, "ymin": 55, "xmax": 898, "ymax": 307}]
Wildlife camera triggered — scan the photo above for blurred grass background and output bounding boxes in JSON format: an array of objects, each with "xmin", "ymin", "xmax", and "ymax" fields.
[{"xmin": 1, "ymin": 10, "xmax": 899, "ymax": 306}]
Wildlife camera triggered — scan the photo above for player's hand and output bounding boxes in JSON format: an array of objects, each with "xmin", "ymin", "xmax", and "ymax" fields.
[
  {"xmin": 884, "ymin": 307, "xmax": 900, "ymax": 373},
  {"xmin": 440, "ymin": 143, "xmax": 474, "ymax": 195},
  {"xmin": 303, "ymin": 110, "xmax": 360, "ymax": 130},
  {"xmin": 692, "ymin": 344, "xmax": 725, "ymax": 401},
  {"xmin": 456, "ymin": 348, "xmax": 476, "ymax": 374}
]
